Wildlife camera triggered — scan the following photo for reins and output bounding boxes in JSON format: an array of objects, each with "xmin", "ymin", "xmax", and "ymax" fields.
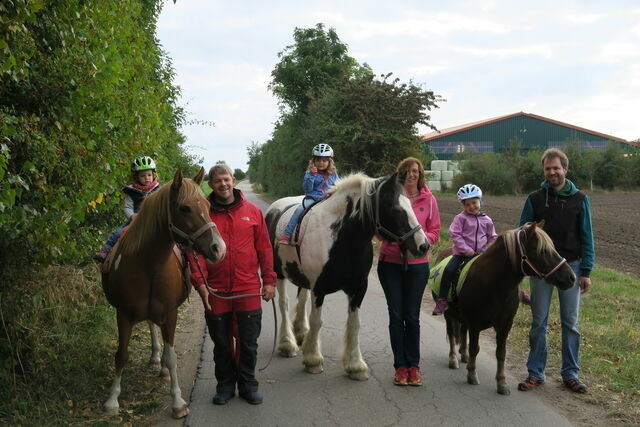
[{"xmin": 515, "ymin": 228, "xmax": 567, "ymax": 279}]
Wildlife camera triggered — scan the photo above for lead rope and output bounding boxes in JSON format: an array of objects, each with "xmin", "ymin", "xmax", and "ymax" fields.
[{"xmin": 191, "ymin": 252, "xmax": 277, "ymax": 371}]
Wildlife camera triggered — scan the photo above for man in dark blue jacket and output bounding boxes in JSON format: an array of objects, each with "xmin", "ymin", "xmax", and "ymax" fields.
[{"xmin": 517, "ymin": 148, "xmax": 594, "ymax": 394}]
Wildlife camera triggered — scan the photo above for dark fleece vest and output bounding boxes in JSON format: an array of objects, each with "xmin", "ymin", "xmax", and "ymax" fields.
[
  {"xmin": 122, "ymin": 185, "xmax": 160, "ymax": 213},
  {"xmin": 529, "ymin": 188, "xmax": 585, "ymax": 262}
]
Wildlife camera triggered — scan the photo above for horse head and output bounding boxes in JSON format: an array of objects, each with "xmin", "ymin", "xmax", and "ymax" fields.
[
  {"xmin": 169, "ymin": 168, "xmax": 226, "ymax": 263},
  {"xmin": 520, "ymin": 221, "xmax": 575, "ymax": 290},
  {"xmin": 374, "ymin": 172, "xmax": 429, "ymax": 259}
]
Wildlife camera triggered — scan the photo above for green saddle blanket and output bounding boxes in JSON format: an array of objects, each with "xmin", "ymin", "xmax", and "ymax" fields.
[{"xmin": 428, "ymin": 255, "xmax": 480, "ymax": 302}]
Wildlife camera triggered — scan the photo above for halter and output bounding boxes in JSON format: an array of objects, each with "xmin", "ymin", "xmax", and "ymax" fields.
[
  {"xmin": 516, "ymin": 228, "xmax": 567, "ymax": 279},
  {"xmin": 167, "ymin": 196, "xmax": 217, "ymax": 248},
  {"xmin": 373, "ymin": 179, "xmax": 422, "ymax": 245}
]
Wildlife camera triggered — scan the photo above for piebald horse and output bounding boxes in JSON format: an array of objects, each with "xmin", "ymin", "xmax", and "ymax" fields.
[
  {"xmin": 265, "ymin": 172, "xmax": 429, "ymax": 380},
  {"xmin": 429, "ymin": 222, "xmax": 575, "ymax": 394},
  {"xmin": 101, "ymin": 169, "xmax": 226, "ymax": 418}
]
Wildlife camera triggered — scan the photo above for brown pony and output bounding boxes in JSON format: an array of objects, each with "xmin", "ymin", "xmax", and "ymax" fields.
[
  {"xmin": 101, "ymin": 168, "xmax": 226, "ymax": 418},
  {"xmin": 430, "ymin": 222, "xmax": 575, "ymax": 395}
]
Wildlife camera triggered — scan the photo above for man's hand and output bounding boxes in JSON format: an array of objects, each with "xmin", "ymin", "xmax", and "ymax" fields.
[
  {"xmin": 578, "ymin": 276, "xmax": 591, "ymax": 294},
  {"xmin": 195, "ymin": 285, "xmax": 212, "ymax": 311},
  {"xmin": 262, "ymin": 285, "xmax": 276, "ymax": 301}
]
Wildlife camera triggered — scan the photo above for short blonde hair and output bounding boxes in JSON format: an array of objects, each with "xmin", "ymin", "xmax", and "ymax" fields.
[
  {"xmin": 396, "ymin": 157, "xmax": 426, "ymax": 189},
  {"xmin": 208, "ymin": 163, "xmax": 234, "ymax": 178},
  {"xmin": 541, "ymin": 148, "xmax": 569, "ymax": 169}
]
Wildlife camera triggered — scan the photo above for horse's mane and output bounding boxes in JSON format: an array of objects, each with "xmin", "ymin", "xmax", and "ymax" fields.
[
  {"xmin": 327, "ymin": 173, "xmax": 378, "ymax": 221},
  {"xmin": 118, "ymin": 178, "xmax": 203, "ymax": 255},
  {"xmin": 502, "ymin": 223, "xmax": 555, "ymax": 268}
]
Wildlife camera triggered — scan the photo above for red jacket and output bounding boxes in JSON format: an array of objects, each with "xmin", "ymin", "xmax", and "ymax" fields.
[{"xmin": 188, "ymin": 189, "xmax": 276, "ymax": 295}]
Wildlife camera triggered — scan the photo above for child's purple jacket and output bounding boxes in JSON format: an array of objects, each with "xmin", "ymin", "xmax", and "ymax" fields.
[{"xmin": 450, "ymin": 211, "xmax": 498, "ymax": 256}]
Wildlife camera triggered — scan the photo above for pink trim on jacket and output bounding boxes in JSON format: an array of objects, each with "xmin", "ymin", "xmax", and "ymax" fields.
[
  {"xmin": 378, "ymin": 186, "xmax": 441, "ymax": 264},
  {"xmin": 450, "ymin": 211, "xmax": 498, "ymax": 256}
]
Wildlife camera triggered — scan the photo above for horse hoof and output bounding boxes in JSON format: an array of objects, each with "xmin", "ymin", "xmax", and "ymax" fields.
[
  {"xmin": 279, "ymin": 349, "xmax": 297, "ymax": 358},
  {"xmin": 148, "ymin": 360, "xmax": 161, "ymax": 370},
  {"xmin": 159, "ymin": 367, "xmax": 170, "ymax": 378},
  {"xmin": 497, "ymin": 385, "xmax": 511, "ymax": 395},
  {"xmin": 448, "ymin": 359, "xmax": 459, "ymax": 369},
  {"xmin": 172, "ymin": 405, "xmax": 190, "ymax": 419},
  {"xmin": 103, "ymin": 404, "xmax": 119, "ymax": 416},
  {"xmin": 461, "ymin": 354, "xmax": 469, "ymax": 363},
  {"xmin": 304, "ymin": 364, "xmax": 323, "ymax": 374},
  {"xmin": 348, "ymin": 371, "xmax": 369, "ymax": 381},
  {"xmin": 467, "ymin": 375, "xmax": 479, "ymax": 385}
]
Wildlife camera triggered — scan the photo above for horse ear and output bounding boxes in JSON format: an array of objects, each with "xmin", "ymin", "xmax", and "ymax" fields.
[
  {"xmin": 171, "ymin": 168, "xmax": 184, "ymax": 193},
  {"xmin": 193, "ymin": 167, "xmax": 205, "ymax": 185}
]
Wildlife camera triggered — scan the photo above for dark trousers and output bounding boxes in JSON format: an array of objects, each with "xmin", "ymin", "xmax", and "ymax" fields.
[
  {"xmin": 205, "ymin": 308, "xmax": 262, "ymax": 394},
  {"xmin": 439, "ymin": 255, "xmax": 469, "ymax": 300},
  {"xmin": 377, "ymin": 261, "xmax": 429, "ymax": 369}
]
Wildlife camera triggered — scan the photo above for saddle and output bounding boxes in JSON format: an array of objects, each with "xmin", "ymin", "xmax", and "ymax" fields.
[
  {"xmin": 428, "ymin": 255, "xmax": 479, "ymax": 302},
  {"xmin": 290, "ymin": 196, "xmax": 324, "ymax": 245}
]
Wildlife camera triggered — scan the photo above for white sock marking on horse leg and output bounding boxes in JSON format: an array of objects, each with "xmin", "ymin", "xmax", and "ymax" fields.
[
  {"xmin": 293, "ymin": 287, "xmax": 309, "ymax": 345},
  {"xmin": 302, "ymin": 297, "xmax": 323, "ymax": 370},
  {"xmin": 104, "ymin": 375, "xmax": 121, "ymax": 414},
  {"xmin": 162, "ymin": 344, "xmax": 187, "ymax": 411},
  {"xmin": 148, "ymin": 321, "xmax": 162, "ymax": 369},
  {"xmin": 343, "ymin": 307, "xmax": 368, "ymax": 377},
  {"xmin": 277, "ymin": 280, "xmax": 298, "ymax": 355}
]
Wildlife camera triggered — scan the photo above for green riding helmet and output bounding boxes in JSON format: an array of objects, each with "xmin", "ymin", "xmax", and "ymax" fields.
[{"xmin": 131, "ymin": 156, "xmax": 156, "ymax": 173}]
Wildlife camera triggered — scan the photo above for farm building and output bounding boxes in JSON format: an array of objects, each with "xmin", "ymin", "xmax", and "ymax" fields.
[{"xmin": 422, "ymin": 112, "xmax": 637, "ymax": 160}]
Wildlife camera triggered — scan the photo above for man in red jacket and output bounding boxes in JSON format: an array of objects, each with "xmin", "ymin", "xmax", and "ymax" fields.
[{"xmin": 189, "ymin": 163, "xmax": 276, "ymax": 406}]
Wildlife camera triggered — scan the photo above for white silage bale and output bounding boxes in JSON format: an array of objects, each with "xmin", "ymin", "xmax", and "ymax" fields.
[
  {"xmin": 425, "ymin": 170, "xmax": 441, "ymax": 180},
  {"xmin": 447, "ymin": 161, "xmax": 459, "ymax": 171},
  {"xmin": 441, "ymin": 181, "xmax": 453, "ymax": 191},
  {"xmin": 453, "ymin": 169, "xmax": 462, "ymax": 176},
  {"xmin": 427, "ymin": 181, "xmax": 442, "ymax": 191},
  {"xmin": 441, "ymin": 170, "xmax": 454, "ymax": 181},
  {"xmin": 430, "ymin": 160, "xmax": 448, "ymax": 171}
]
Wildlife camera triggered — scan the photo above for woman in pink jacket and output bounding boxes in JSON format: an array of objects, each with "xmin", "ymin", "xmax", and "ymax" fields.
[
  {"xmin": 432, "ymin": 183, "xmax": 497, "ymax": 315},
  {"xmin": 377, "ymin": 157, "xmax": 440, "ymax": 387}
]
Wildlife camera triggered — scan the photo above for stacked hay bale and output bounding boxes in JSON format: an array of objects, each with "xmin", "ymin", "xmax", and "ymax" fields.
[{"xmin": 426, "ymin": 160, "xmax": 461, "ymax": 191}]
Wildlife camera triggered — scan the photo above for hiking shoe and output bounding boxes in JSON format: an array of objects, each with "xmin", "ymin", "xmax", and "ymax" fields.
[
  {"xmin": 393, "ymin": 367, "xmax": 408, "ymax": 386},
  {"xmin": 93, "ymin": 248, "xmax": 110, "ymax": 263},
  {"xmin": 277, "ymin": 235, "xmax": 291, "ymax": 245},
  {"xmin": 563, "ymin": 378, "xmax": 588, "ymax": 393},
  {"xmin": 212, "ymin": 390, "xmax": 235, "ymax": 405},
  {"xmin": 517, "ymin": 376, "xmax": 545, "ymax": 391},
  {"xmin": 432, "ymin": 298, "xmax": 448, "ymax": 315},
  {"xmin": 407, "ymin": 366, "xmax": 422, "ymax": 386},
  {"xmin": 519, "ymin": 290, "xmax": 531, "ymax": 305},
  {"xmin": 239, "ymin": 390, "xmax": 263, "ymax": 405}
]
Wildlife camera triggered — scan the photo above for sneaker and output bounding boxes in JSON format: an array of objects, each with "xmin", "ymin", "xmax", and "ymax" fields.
[
  {"xmin": 393, "ymin": 367, "xmax": 409, "ymax": 386},
  {"xmin": 407, "ymin": 366, "xmax": 422, "ymax": 386},
  {"xmin": 563, "ymin": 378, "xmax": 588, "ymax": 393},
  {"xmin": 239, "ymin": 390, "xmax": 263, "ymax": 405},
  {"xmin": 93, "ymin": 247, "xmax": 110, "ymax": 263},
  {"xmin": 277, "ymin": 235, "xmax": 291, "ymax": 245},
  {"xmin": 517, "ymin": 376, "xmax": 545, "ymax": 391},
  {"xmin": 519, "ymin": 290, "xmax": 531, "ymax": 305},
  {"xmin": 212, "ymin": 390, "xmax": 235, "ymax": 405},
  {"xmin": 432, "ymin": 298, "xmax": 448, "ymax": 315}
]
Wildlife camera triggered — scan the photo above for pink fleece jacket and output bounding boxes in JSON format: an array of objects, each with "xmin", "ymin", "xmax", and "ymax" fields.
[
  {"xmin": 378, "ymin": 186, "xmax": 441, "ymax": 264},
  {"xmin": 450, "ymin": 211, "xmax": 497, "ymax": 256}
]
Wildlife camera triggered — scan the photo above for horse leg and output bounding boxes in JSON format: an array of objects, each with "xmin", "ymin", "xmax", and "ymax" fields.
[
  {"xmin": 494, "ymin": 321, "xmax": 513, "ymax": 395},
  {"xmin": 148, "ymin": 321, "xmax": 165, "ymax": 374},
  {"xmin": 104, "ymin": 311, "xmax": 132, "ymax": 415},
  {"xmin": 466, "ymin": 328, "xmax": 480, "ymax": 385},
  {"xmin": 459, "ymin": 322, "xmax": 470, "ymax": 363},
  {"xmin": 301, "ymin": 294, "xmax": 324, "ymax": 374},
  {"xmin": 342, "ymin": 305, "xmax": 369, "ymax": 381},
  {"xmin": 160, "ymin": 311, "xmax": 189, "ymax": 419},
  {"xmin": 276, "ymin": 278, "xmax": 298, "ymax": 357},
  {"xmin": 445, "ymin": 313, "xmax": 459, "ymax": 369},
  {"xmin": 293, "ymin": 287, "xmax": 310, "ymax": 346}
]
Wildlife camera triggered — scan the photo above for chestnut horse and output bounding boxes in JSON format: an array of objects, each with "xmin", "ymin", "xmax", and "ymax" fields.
[
  {"xmin": 101, "ymin": 168, "xmax": 226, "ymax": 418},
  {"xmin": 429, "ymin": 222, "xmax": 575, "ymax": 394}
]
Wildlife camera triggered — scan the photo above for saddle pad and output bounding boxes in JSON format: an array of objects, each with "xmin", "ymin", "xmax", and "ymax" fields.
[{"xmin": 428, "ymin": 255, "xmax": 480, "ymax": 301}]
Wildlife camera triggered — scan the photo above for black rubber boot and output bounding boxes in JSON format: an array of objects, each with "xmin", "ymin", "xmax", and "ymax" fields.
[
  {"xmin": 236, "ymin": 308, "xmax": 263, "ymax": 404},
  {"xmin": 205, "ymin": 312, "xmax": 237, "ymax": 403}
]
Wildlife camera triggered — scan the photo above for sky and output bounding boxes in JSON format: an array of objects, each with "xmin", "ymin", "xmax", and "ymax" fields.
[{"xmin": 156, "ymin": 1, "xmax": 640, "ymax": 172}]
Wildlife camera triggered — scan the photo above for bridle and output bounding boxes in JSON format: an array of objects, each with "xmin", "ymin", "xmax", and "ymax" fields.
[
  {"xmin": 373, "ymin": 179, "xmax": 422, "ymax": 245},
  {"xmin": 167, "ymin": 196, "xmax": 217, "ymax": 247},
  {"xmin": 516, "ymin": 228, "xmax": 567, "ymax": 279}
]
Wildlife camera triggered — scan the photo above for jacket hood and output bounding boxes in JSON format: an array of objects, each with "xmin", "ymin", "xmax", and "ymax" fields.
[{"xmin": 540, "ymin": 179, "xmax": 579, "ymax": 196}]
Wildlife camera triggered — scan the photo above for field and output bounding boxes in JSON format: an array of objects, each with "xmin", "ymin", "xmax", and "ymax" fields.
[{"xmin": 436, "ymin": 192, "xmax": 640, "ymax": 277}]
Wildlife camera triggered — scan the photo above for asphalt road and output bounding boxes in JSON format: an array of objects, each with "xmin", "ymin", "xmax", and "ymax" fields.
[{"xmin": 184, "ymin": 181, "xmax": 573, "ymax": 427}]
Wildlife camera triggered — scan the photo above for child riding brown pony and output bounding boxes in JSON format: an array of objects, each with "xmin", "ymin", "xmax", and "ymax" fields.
[
  {"xmin": 101, "ymin": 168, "xmax": 226, "ymax": 418},
  {"xmin": 429, "ymin": 221, "xmax": 575, "ymax": 395}
]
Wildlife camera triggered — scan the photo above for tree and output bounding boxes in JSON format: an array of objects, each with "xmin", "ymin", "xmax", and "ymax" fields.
[{"xmin": 234, "ymin": 168, "xmax": 246, "ymax": 180}]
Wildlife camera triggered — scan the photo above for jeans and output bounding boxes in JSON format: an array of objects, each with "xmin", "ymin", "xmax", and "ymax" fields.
[
  {"xmin": 439, "ymin": 254, "xmax": 469, "ymax": 300},
  {"xmin": 526, "ymin": 260, "xmax": 581, "ymax": 381},
  {"xmin": 377, "ymin": 261, "xmax": 429, "ymax": 369},
  {"xmin": 283, "ymin": 198, "xmax": 317, "ymax": 236},
  {"xmin": 105, "ymin": 224, "xmax": 127, "ymax": 248}
]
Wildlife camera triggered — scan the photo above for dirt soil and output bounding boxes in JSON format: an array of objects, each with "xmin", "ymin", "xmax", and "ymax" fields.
[
  {"xmin": 437, "ymin": 192, "xmax": 640, "ymax": 278},
  {"xmin": 156, "ymin": 192, "xmax": 639, "ymax": 426}
]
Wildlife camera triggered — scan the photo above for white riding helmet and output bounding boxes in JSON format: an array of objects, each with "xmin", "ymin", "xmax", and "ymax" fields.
[
  {"xmin": 312, "ymin": 143, "xmax": 333, "ymax": 157},
  {"xmin": 457, "ymin": 183, "xmax": 482, "ymax": 201}
]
